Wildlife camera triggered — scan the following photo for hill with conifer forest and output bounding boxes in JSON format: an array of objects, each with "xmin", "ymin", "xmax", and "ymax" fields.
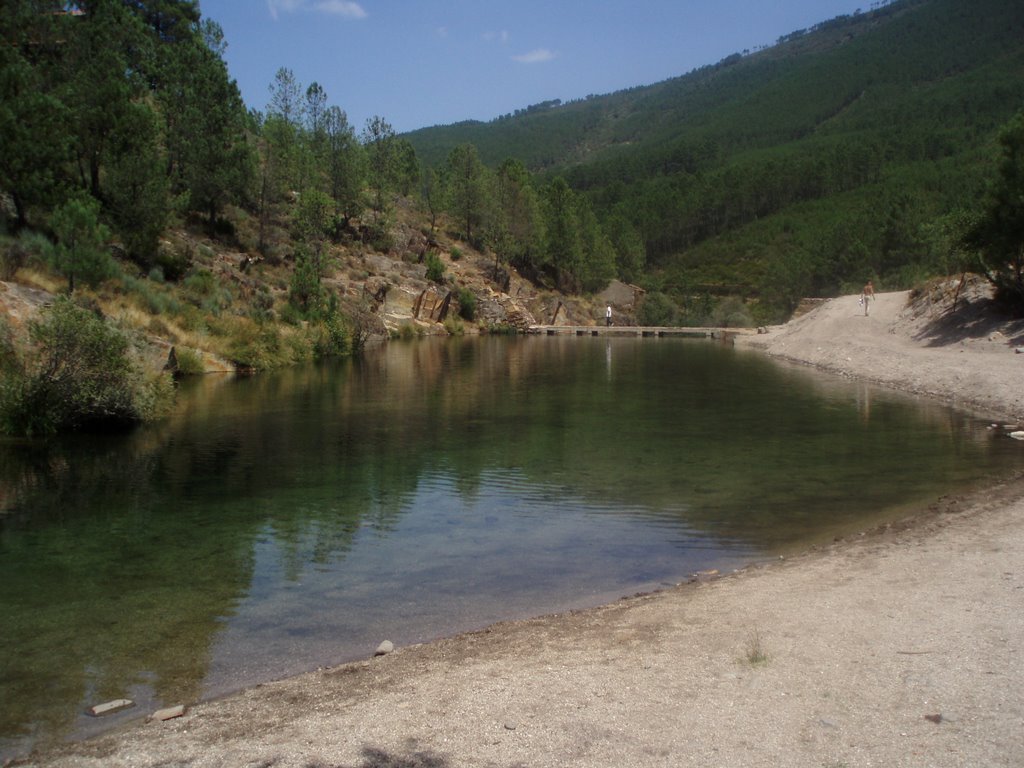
[{"xmin": 406, "ymin": 0, "xmax": 1024, "ymax": 318}]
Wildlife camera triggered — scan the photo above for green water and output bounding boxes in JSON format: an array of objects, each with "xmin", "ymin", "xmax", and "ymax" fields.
[{"xmin": 0, "ymin": 336, "xmax": 1019, "ymax": 758}]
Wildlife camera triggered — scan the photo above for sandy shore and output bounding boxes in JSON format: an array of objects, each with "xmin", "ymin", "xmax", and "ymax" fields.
[{"xmin": 15, "ymin": 287, "xmax": 1024, "ymax": 768}]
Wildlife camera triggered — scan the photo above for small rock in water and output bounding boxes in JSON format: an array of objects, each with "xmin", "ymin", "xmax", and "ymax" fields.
[
  {"xmin": 375, "ymin": 640, "xmax": 395, "ymax": 656},
  {"xmin": 86, "ymin": 699, "xmax": 135, "ymax": 717},
  {"xmin": 1009, "ymin": 431, "xmax": 1024, "ymax": 441}
]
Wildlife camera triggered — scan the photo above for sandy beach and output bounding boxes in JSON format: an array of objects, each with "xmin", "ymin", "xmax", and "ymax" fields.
[{"xmin": 14, "ymin": 284, "xmax": 1024, "ymax": 768}]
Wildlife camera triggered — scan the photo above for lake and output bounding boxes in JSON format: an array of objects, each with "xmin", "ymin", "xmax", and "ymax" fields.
[{"xmin": 0, "ymin": 335, "xmax": 1018, "ymax": 759}]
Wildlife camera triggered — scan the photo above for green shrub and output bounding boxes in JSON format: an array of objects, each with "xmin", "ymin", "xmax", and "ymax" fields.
[
  {"xmin": 183, "ymin": 269, "xmax": 215, "ymax": 297},
  {"xmin": 0, "ymin": 297, "xmax": 172, "ymax": 436},
  {"xmin": 173, "ymin": 346, "xmax": 206, "ymax": 376},
  {"xmin": 1, "ymin": 237, "xmax": 31, "ymax": 280},
  {"xmin": 227, "ymin": 323, "xmax": 294, "ymax": 370},
  {"xmin": 425, "ymin": 252, "xmax": 445, "ymax": 283},
  {"xmin": 155, "ymin": 242, "xmax": 192, "ymax": 282},
  {"xmin": 0, "ymin": 316, "xmax": 18, "ymax": 374},
  {"xmin": 637, "ymin": 292, "xmax": 679, "ymax": 327},
  {"xmin": 456, "ymin": 287, "xmax": 476, "ymax": 321},
  {"xmin": 443, "ymin": 316, "xmax": 464, "ymax": 335},
  {"xmin": 9, "ymin": 231, "xmax": 51, "ymax": 275},
  {"xmin": 450, "ymin": 246, "xmax": 463, "ymax": 261},
  {"xmin": 174, "ymin": 305, "xmax": 207, "ymax": 333},
  {"xmin": 122, "ymin": 274, "xmax": 182, "ymax": 316},
  {"xmin": 711, "ymin": 296, "xmax": 754, "ymax": 328},
  {"xmin": 133, "ymin": 370, "xmax": 176, "ymax": 423},
  {"xmin": 309, "ymin": 299, "xmax": 350, "ymax": 359},
  {"xmin": 395, "ymin": 323, "xmax": 423, "ymax": 341},
  {"xmin": 183, "ymin": 269, "xmax": 233, "ymax": 315},
  {"xmin": 249, "ymin": 285, "xmax": 275, "ymax": 322},
  {"xmin": 278, "ymin": 302, "xmax": 304, "ymax": 326},
  {"xmin": 366, "ymin": 222, "xmax": 393, "ymax": 252}
]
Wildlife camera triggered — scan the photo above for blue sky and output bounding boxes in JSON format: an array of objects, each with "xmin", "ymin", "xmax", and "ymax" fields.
[{"xmin": 199, "ymin": 0, "xmax": 868, "ymax": 135}]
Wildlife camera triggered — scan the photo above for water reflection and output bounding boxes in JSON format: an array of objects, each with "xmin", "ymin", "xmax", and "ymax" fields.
[{"xmin": 0, "ymin": 336, "xmax": 1018, "ymax": 759}]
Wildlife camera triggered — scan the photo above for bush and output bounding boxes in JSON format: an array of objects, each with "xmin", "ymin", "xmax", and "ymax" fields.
[
  {"xmin": 366, "ymin": 221, "xmax": 393, "ymax": 252},
  {"xmin": 0, "ymin": 316, "xmax": 18, "ymax": 374},
  {"xmin": 226, "ymin": 322, "xmax": 297, "ymax": 370},
  {"xmin": 456, "ymin": 287, "xmax": 476, "ymax": 321},
  {"xmin": 711, "ymin": 296, "xmax": 754, "ymax": 328},
  {"xmin": 173, "ymin": 346, "xmax": 206, "ymax": 376},
  {"xmin": 277, "ymin": 302, "xmax": 304, "ymax": 326},
  {"xmin": 122, "ymin": 274, "xmax": 182, "ymax": 316},
  {"xmin": 183, "ymin": 269, "xmax": 233, "ymax": 315},
  {"xmin": 443, "ymin": 316, "xmax": 464, "ymax": 335},
  {"xmin": 249, "ymin": 285, "xmax": 276, "ymax": 323},
  {"xmin": 637, "ymin": 292, "xmax": 679, "ymax": 327},
  {"xmin": 393, "ymin": 323, "xmax": 423, "ymax": 341},
  {"xmin": 155, "ymin": 241, "xmax": 193, "ymax": 282},
  {"xmin": 133, "ymin": 370, "xmax": 176, "ymax": 423},
  {"xmin": 309, "ymin": 297, "xmax": 350, "ymax": 359},
  {"xmin": 0, "ymin": 297, "xmax": 173, "ymax": 436},
  {"xmin": 425, "ymin": 252, "xmax": 446, "ymax": 283},
  {"xmin": 1, "ymin": 237, "xmax": 30, "ymax": 280}
]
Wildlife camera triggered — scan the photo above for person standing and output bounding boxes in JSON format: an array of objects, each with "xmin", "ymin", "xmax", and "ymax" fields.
[
  {"xmin": 861, "ymin": 280, "xmax": 875, "ymax": 316},
  {"xmin": 605, "ymin": 304, "xmax": 612, "ymax": 327}
]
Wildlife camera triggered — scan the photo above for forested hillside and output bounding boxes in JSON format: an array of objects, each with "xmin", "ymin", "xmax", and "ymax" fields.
[{"xmin": 407, "ymin": 0, "xmax": 1024, "ymax": 317}]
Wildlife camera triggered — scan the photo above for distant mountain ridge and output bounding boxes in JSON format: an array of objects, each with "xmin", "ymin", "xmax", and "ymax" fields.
[
  {"xmin": 405, "ymin": 0, "xmax": 1024, "ymax": 314},
  {"xmin": 404, "ymin": 0, "xmax": 941, "ymax": 169}
]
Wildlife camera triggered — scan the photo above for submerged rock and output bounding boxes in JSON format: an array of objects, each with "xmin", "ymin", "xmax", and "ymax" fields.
[{"xmin": 86, "ymin": 699, "xmax": 134, "ymax": 717}]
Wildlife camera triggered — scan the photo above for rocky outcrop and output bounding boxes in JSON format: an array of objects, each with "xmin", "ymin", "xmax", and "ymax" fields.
[{"xmin": 0, "ymin": 281, "xmax": 54, "ymax": 339}]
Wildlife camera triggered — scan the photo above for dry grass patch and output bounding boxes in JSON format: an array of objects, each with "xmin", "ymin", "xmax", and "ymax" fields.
[{"xmin": 744, "ymin": 629, "xmax": 770, "ymax": 666}]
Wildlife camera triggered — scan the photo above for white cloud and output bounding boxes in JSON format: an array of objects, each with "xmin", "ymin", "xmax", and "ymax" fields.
[
  {"xmin": 267, "ymin": 0, "xmax": 367, "ymax": 21},
  {"xmin": 313, "ymin": 0, "xmax": 367, "ymax": 18},
  {"xmin": 267, "ymin": 0, "xmax": 304, "ymax": 21},
  {"xmin": 483, "ymin": 30, "xmax": 509, "ymax": 44},
  {"xmin": 512, "ymin": 48, "xmax": 556, "ymax": 64}
]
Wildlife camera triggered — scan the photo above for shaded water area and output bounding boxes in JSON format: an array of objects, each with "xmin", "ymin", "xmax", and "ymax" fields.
[{"xmin": 1, "ymin": 336, "xmax": 1020, "ymax": 759}]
